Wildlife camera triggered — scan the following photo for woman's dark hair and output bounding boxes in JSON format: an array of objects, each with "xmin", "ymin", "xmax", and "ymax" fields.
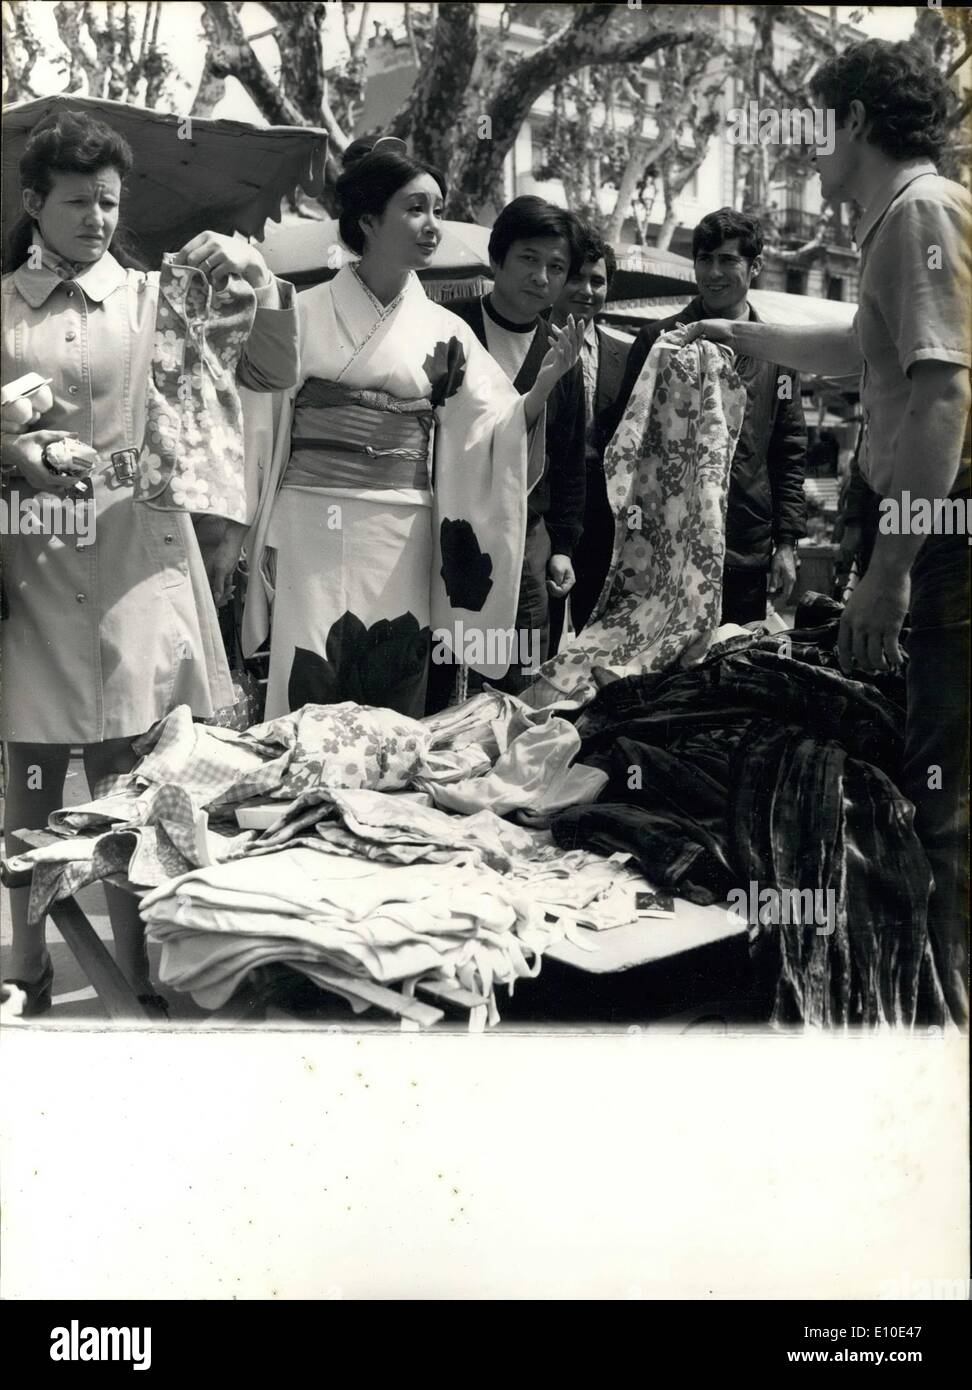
[
  {"xmin": 488, "ymin": 196, "xmax": 582, "ymax": 273},
  {"xmin": 5, "ymin": 109, "xmax": 145, "ymax": 272},
  {"xmin": 571, "ymin": 223, "xmax": 617, "ymax": 285},
  {"xmin": 692, "ymin": 207, "xmax": 764, "ymax": 263},
  {"xmin": 335, "ymin": 137, "xmax": 446, "ymax": 254},
  {"xmin": 809, "ymin": 39, "xmax": 950, "ymax": 163}
]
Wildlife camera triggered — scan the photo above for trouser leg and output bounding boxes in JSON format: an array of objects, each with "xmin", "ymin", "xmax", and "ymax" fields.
[
  {"xmin": 494, "ymin": 517, "xmax": 551, "ymax": 696},
  {"xmin": 82, "ymin": 737, "xmax": 152, "ymax": 995},
  {"xmin": 2, "ymin": 742, "xmax": 72, "ymax": 981},
  {"xmin": 901, "ymin": 530, "xmax": 970, "ymax": 1024},
  {"xmin": 720, "ymin": 567, "xmax": 768, "ymax": 625}
]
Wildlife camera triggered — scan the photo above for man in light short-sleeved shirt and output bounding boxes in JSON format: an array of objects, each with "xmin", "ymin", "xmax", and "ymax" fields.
[
  {"xmin": 855, "ymin": 161, "xmax": 971, "ymax": 498},
  {"xmin": 670, "ymin": 39, "xmax": 971, "ymax": 1023}
]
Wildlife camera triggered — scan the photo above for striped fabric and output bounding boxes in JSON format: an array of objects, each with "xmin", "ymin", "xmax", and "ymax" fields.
[
  {"xmin": 284, "ymin": 376, "xmax": 433, "ymax": 491},
  {"xmin": 551, "ymin": 623, "xmax": 947, "ymax": 1027}
]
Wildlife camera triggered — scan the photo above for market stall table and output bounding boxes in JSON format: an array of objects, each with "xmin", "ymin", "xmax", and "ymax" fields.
[{"xmin": 2, "ymin": 829, "xmax": 753, "ymax": 1029}]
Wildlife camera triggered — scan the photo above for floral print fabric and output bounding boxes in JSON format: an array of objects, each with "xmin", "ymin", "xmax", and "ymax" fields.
[
  {"xmin": 135, "ymin": 254, "xmax": 256, "ymax": 522},
  {"xmin": 521, "ymin": 339, "xmax": 747, "ymax": 709},
  {"xmin": 247, "ymin": 702, "xmax": 430, "ymax": 796}
]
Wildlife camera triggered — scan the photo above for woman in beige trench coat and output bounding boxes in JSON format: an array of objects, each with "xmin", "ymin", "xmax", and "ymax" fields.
[{"xmin": 0, "ymin": 110, "xmax": 299, "ymax": 1017}]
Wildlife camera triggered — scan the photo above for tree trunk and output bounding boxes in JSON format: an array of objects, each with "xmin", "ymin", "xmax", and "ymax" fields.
[
  {"xmin": 261, "ymin": 2, "xmax": 328, "ymax": 121},
  {"xmin": 53, "ymin": 2, "xmax": 105, "ymax": 96},
  {"xmin": 2, "ymin": 3, "xmax": 42, "ymax": 101},
  {"xmin": 390, "ymin": 1, "xmax": 477, "ymax": 173},
  {"xmin": 199, "ymin": 1, "xmax": 309, "ymax": 125},
  {"xmin": 606, "ymin": 127, "xmax": 678, "ymax": 242},
  {"xmin": 654, "ymin": 206, "xmax": 680, "ymax": 251}
]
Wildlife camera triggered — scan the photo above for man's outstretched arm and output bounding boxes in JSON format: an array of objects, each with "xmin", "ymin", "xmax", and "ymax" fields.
[{"xmin": 673, "ymin": 319, "xmax": 863, "ymax": 378}]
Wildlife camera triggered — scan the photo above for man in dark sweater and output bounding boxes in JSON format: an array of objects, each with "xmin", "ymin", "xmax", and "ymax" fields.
[
  {"xmin": 446, "ymin": 196, "xmax": 587, "ymax": 693},
  {"xmin": 601, "ymin": 208, "xmax": 808, "ymax": 624}
]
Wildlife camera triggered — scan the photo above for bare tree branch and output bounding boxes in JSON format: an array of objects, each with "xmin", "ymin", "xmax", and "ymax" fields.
[
  {"xmin": 262, "ymin": 1, "xmax": 327, "ymax": 117},
  {"xmin": 353, "ymin": 2, "xmax": 372, "ymax": 63},
  {"xmin": 2, "ymin": 0, "xmax": 43, "ymax": 101},
  {"xmin": 947, "ymin": 39, "xmax": 972, "ymax": 78},
  {"xmin": 402, "ymin": 2, "xmax": 421, "ymax": 65},
  {"xmin": 50, "ymin": 2, "xmax": 100, "ymax": 94},
  {"xmin": 450, "ymin": 4, "xmax": 697, "ymax": 218},
  {"xmin": 198, "ymin": 0, "xmax": 309, "ymax": 124},
  {"xmin": 192, "ymin": 5, "xmax": 229, "ymax": 117}
]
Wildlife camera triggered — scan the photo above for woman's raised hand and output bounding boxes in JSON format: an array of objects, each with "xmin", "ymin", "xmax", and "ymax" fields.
[{"xmin": 176, "ymin": 232, "xmax": 272, "ymax": 289}]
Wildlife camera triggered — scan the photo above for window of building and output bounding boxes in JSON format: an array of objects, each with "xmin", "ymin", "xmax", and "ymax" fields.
[
  {"xmin": 786, "ymin": 267, "xmax": 807, "ymax": 295},
  {"xmin": 827, "ymin": 276, "xmax": 844, "ymax": 301}
]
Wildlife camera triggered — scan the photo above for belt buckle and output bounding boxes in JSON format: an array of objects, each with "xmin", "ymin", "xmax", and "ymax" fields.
[{"xmin": 109, "ymin": 448, "xmax": 138, "ymax": 488}]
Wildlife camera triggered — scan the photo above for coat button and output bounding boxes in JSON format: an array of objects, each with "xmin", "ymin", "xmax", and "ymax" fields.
[
  {"xmin": 164, "ymin": 534, "xmax": 174, "ymax": 544},
  {"xmin": 66, "ymin": 289, "xmax": 75, "ymax": 299},
  {"xmin": 68, "ymin": 385, "xmax": 79, "ymax": 395},
  {"xmin": 65, "ymin": 331, "xmax": 76, "ymax": 342},
  {"xmin": 76, "ymin": 593, "xmax": 87, "ymax": 603}
]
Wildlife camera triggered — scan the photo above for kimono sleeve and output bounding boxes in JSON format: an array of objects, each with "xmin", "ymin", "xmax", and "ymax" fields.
[{"xmin": 426, "ymin": 313, "xmax": 532, "ymax": 679}]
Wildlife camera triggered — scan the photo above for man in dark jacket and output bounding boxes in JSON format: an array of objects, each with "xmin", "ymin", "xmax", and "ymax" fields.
[
  {"xmin": 547, "ymin": 224, "xmax": 632, "ymax": 649},
  {"xmin": 445, "ymin": 196, "xmax": 587, "ymax": 693},
  {"xmin": 601, "ymin": 208, "xmax": 808, "ymax": 624}
]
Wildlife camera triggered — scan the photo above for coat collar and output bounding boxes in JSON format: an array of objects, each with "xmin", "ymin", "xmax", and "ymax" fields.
[
  {"xmin": 853, "ymin": 160, "xmax": 938, "ymax": 249},
  {"xmin": 675, "ymin": 294, "xmax": 759, "ymax": 325},
  {"xmin": 12, "ymin": 248, "xmax": 129, "ymax": 309}
]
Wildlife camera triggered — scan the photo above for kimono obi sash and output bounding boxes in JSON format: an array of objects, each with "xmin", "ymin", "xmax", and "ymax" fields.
[{"xmin": 283, "ymin": 377, "xmax": 433, "ymax": 491}]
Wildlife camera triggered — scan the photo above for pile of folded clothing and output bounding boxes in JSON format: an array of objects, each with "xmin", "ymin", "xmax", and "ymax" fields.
[{"xmin": 14, "ymin": 692, "xmax": 668, "ymax": 1025}]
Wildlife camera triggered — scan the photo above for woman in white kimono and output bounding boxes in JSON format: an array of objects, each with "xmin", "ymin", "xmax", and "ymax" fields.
[
  {"xmin": 243, "ymin": 136, "xmax": 583, "ymax": 719},
  {"xmin": 0, "ymin": 111, "xmax": 298, "ymax": 1017}
]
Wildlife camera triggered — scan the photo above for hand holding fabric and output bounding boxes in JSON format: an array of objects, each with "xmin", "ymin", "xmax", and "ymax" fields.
[
  {"xmin": 176, "ymin": 231, "xmax": 272, "ymax": 289},
  {"xmin": 663, "ymin": 320, "xmax": 735, "ymax": 349}
]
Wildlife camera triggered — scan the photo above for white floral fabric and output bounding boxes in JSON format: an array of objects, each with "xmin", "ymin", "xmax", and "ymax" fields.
[
  {"xmin": 246, "ymin": 702, "xmax": 431, "ymax": 795},
  {"xmin": 135, "ymin": 254, "xmax": 256, "ymax": 523},
  {"xmin": 521, "ymin": 339, "xmax": 747, "ymax": 709}
]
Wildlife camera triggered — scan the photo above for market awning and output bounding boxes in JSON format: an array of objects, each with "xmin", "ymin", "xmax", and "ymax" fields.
[
  {"xmin": 608, "ymin": 245, "xmax": 697, "ymax": 301},
  {"xmin": 2, "ymin": 93, "xmax": 328, "ymax": 267},
  {"xmin": 605, "ymin": 287, "xmax": 858, "ymax": 329},
  {"xmin": 256, "ymin": 215, "xmax": 492, "ymax": 288}
]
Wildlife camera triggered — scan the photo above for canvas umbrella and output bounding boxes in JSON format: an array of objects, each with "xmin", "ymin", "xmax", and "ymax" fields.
[
  {"xmin": 604, "ymin": 287, "xmax": 858, "ymax": 329},
  {"xmin": 607, "ymin": 244, "xmax": 698, "ymax": 301},
  {"xmin": 256, "ymin": 214, "xmax": 493, "ymax": 297},
  {"xmin": 2, "ymin": 93, "xmax": 328, "ymax": 267}
]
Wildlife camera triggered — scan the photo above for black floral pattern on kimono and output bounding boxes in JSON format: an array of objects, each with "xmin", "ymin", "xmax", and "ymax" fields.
[
  {"xmin": 288, "ymin": 611, "xmax": 431, "ymax": 714},
  {"xmin": 423, "ymin": 337, "xmax": 466, "ymax": 409},
  {"xmin": 439, "ymin": 518, "xmax": 493, "ymax": 611}
]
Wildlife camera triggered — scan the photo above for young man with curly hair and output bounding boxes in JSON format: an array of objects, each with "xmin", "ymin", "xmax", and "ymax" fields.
[{"xmin": 676, "ymin": 40, "xmax": 971, "ymax": 1021}]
